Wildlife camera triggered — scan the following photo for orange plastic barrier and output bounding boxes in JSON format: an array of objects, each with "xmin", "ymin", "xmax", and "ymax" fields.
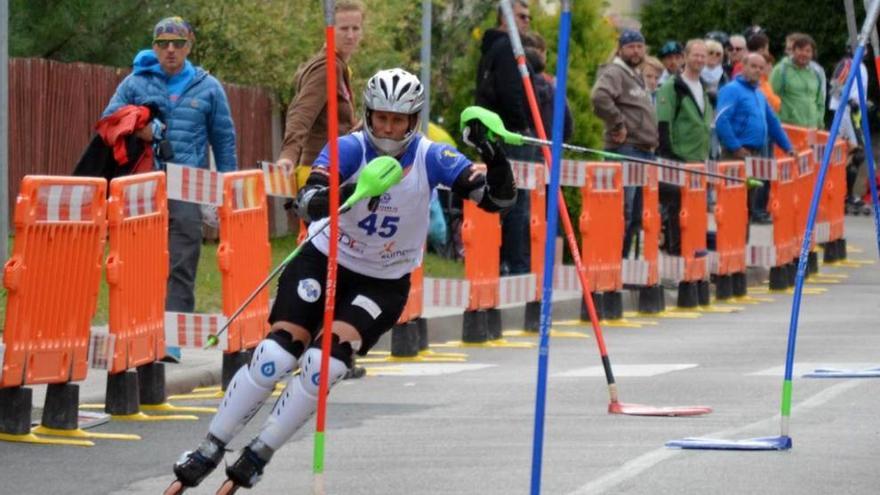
[
  {"xmin": 578, "ymin": 162, "xmax": 623, "ymax": 292},
  {"xmin": 461, "ymin": 200, "xmax": 501, "ymax": 311},
  {"xmin": 711, "ymin": 162, "xmax": 747, "ymax": 276},
  {"xmin": 680, "ymin": 164, "xmax": 708, "ymax": 282},
  {"xmin": 812, "ymin": 131, "xmax": 848, "ymax": 245},
  {"xmin": 1, "ymin": 176, "xmax": 107, "ymax": 387},
  {"xmin": 792, "ymin": 149, "xmax": 816, "ymax": 251},
  {"xmin": 396, "ymin": 266, "xmax": 424, "ymax": 325},
  {"xmin": 105, "ymin": 172, "xmax": 168, "ymax": 374},
  {"xmin": 769, "ymin": 157, "xmax": 797, "ymax": 267},
  {"xmin": 640, "ymin": 166, "xmax": 661, "ymax": 287},
  {"xmin": 528, "ymin": 164, "xmax": 547, "ymax": 301},
  {"xmin": 782, "ymin": 124, "xmax": 816, "ymax": 153},
  {"xmin": 218, "ymin": 170, "xmax": 272, "ymax": 353}
]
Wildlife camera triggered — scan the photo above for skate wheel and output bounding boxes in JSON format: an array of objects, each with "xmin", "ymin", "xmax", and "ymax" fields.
[
  {"xmin": 216, "ymin": 479, "xmax": 240, "ymax": 495},
  {"xmin": 163, "ymin": 480, "xmax": 186, "ymax": 495}
]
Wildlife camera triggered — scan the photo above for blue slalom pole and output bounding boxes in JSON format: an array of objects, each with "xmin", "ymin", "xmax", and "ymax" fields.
[
  {"xmin": 854, "ymin": 68, "xmax": 880, "ymax": 256},
  {"xmin": 529, "ymin": 2, "xmax": 571, "ymax": 493},
  {"xmin": 780, "ymin": 35, "xmax": 872, "ymax": 438}
]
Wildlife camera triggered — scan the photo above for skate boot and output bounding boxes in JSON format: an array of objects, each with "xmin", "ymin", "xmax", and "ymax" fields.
[
  {"xmin": 165, "ymin": 434, "xmax": 226, "ymax": 494},
  {"xmin": 218, "ymin": 442, "xmax": 272, "ymax": 493}
]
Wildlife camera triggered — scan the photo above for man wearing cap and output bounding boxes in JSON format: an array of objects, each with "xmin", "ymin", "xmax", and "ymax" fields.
[
  {"xmin": 591, "ymin": 28, "xmax": 659, "ymax": 258},
  {"xmin": 103, "ymin": 16, "xmax": 238, "ymax": 362},
  {"xmin": 657, "ymin": 40, "xmax": 684, "ymax": 86}
]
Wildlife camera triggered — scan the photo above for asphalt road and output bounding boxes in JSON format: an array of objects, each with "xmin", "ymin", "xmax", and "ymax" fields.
[{"xmin": 2, "ymin": 216, "xmax": 879, "ymax": 495}]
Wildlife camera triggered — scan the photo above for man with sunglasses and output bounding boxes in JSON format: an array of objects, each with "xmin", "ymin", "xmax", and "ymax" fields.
[{"xmin": 103, "ymin": 16, "xmax": 237, "ymax": 363}]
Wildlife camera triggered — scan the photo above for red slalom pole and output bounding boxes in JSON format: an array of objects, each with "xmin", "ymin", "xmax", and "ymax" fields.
[
  {"xmin": 313, "ymin": 0, "xmax": 339, "ymax": 491},
  {"xmin": 499, "ymin": 1, "xmax": 709, "ymax": 416}
]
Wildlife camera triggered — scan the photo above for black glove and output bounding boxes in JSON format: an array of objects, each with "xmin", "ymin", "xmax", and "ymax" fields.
[
  {"xmin": 462, "ymin": 120, "xmax": 500, "ymax": 163},
  {"xmin": 294, "ymin": 182, "xmax": 357, "ymax": 221},
  {"xmin": 367, "ymin": 195, "xmax": 381, "ymax": 212}
]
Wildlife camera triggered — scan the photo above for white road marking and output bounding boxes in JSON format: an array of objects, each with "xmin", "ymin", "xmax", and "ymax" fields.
[
  {"xmin": 554, "ymin": 364, "xmax": 698, "ymax": 378},
  {"xmin": 748, "ymin": 362, "xmax": 880, "ymax": 376},
  {"xmin": 565, "ymin": 379, "xmax": 865, "ymax": 495}
]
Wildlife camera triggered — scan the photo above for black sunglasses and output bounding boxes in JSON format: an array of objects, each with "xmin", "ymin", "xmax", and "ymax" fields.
[
  {"xmin": 517, "ymin": 13, "xmax": 532, "ymax": 21},
  {"xmin": 154, "ymin": 39, "xmax": 187, "ymax": 49}
]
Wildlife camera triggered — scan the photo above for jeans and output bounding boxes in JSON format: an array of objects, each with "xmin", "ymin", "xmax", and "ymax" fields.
[
  {"xmin": 608, "ymin": 145, "xmax": 655, "ymax": 258},
  {"xmin": 165, "ymin": 200, "xmax": 204, "ymax": 359},
  {"xmin": 500, "ymin": 141, "xmax": 537, "ymax": 275}
]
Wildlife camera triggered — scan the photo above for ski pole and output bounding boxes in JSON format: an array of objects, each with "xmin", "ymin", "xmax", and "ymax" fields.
[
  {"xmin": 204, "ymin": 155, "xmax": 403, "ymax": 349},
  {"xmin": 461, "ymin": 105, "xmax": 763, "ymax": 187}
]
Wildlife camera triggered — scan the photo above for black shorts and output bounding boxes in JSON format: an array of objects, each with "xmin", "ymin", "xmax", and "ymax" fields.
[{"xmin": 269, "ymin": 242, "xmax": 411, "ymax": 355}]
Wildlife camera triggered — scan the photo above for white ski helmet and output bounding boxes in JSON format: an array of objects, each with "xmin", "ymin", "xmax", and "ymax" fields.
[{"xmin": 363, "ymin": 68, "xmax": 425, "ymax": 156}]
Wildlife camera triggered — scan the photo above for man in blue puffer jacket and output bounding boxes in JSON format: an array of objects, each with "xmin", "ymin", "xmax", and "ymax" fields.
[
  {"xmin": 716, "ymin": 52, "xmax": 793, "ymax": 224},
  {"xmin": 103, "ymin": 16, "xmax": 237, "ymax": 362}
]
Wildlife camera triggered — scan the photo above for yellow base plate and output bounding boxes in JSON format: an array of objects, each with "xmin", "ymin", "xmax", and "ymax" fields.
[
  {"xmin": 110, "ymin": 412, "xmax": 199, "ymax": 422},
  {"xmin": 503, "ymin": 327, "xmax": 592, "ymax": 338},
  {"xmin": 626, "ymin": 310, "xmax": 702, "ymax": 319},
  {"xmin": 695, "ymin": 305, "xmax": 743, "ymax": 313},
  {"xmin": 0, "ymin": 431, "xmax": 94, "ymax": 447},
  {"xmin": 140, "ymin": 402, "xmax": 217, "ymax": 414},
  {"xmin": 730, "ymin": 296, "xmax": 774, "ymax": 304},
  {"xmin": 32, "ymin": 425, "xmax": 140, "ymax": 441},
  {"xmin": 433, "ymin": 339, "xmax": 537, "ymax": 349}
]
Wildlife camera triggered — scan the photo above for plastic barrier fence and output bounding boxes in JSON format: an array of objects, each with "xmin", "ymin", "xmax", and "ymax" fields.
[
  {"xmin": 218, "ymin": 170, "xmax": 272, "ymax": 353},
  {"xmin": 1, "ymin": 176, "xmax": 107, "ymax": 387},
  {"xmin": 105, "ymin": 172, "xmax": 168, "ymax": 373}
]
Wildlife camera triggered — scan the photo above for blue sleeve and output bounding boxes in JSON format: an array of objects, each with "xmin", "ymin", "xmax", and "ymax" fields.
[
  {"xmin": 425, "ymin": 143, "xmax": 472, "ymax": 189},
  {"xmin": 714, "ymin": 87, "xmax": 741, "ymax": 151},
  {"xmin": 766, "ymin": 102, "xmax": 792, "ymax": 153},
  {"xmin": 312, "ymin": 134, "xmax": 363, "ymax": 181},
  {"xmin": 208, "ymin": 78, "xmax": 238, "ymax": 172},
  {"xmin": 102, "ymin": 76, "xmax": 135, "ymax": 118}
]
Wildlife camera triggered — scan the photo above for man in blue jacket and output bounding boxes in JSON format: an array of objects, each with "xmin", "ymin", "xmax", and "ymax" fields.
[
  {"xmin": 103, "ymin": 16, "xmax": 238, "ymax": 361},
  {"xmin": 715, "ymin": 52, "xmax": 793, "ymax": 224}
]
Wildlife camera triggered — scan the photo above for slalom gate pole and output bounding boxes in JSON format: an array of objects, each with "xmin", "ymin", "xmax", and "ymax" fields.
[
  {"xmin": 498, "ymin": 0, "xmax": 622, "ymax": 412},
  {"xmin": 523, "ymin": 2, "xmax": 570, "ymax": 493},
  {"xmin": 314, "ymin": 0, "xmax": 340, "ymax": 491},
  {"xmin": 854, "ymin": 68, "xmax": 880, "ymax": 258},
  {"xmin": 780, "ymin": 0, "xmax": 880, "ymax": 440}
]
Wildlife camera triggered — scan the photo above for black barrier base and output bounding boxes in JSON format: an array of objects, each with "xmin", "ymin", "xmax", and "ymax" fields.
[
  {"xmin": 416, "ymin": 317, "xmax": 429, "ymax": 351},
  {"xmin": 0, "ymin": 386, "xmax": 33, "ymax": 435},
  {"xmin": 697, "ymin": 280, "xmax": 711, "ymax": 306},
  {"xmin": 462, "ymin": 310, "xmax": 489, "ymax": 343},
  {"xmin": 677, "ymin": 281, "xmax": 698, "ymax": 308},
  {"xmin": 137, "ymin": 362, "xmax": 166, "ymax": 406},
  {"xmin": 769, "ymin": 267, "xmax": 788, "ymax": 290},
  {"xmin": 523, "ymin": 301, "xmax": 541, "ymax": 333},
  {"xmin": 837, "ymin": 238, "xmax": 847, "ymax": 260},
  {"xmin": 391, "ymin": 321, "xmax": 420, "ymax": 357},
  {"xmin": 807, "ymin": 251, "xmax": 819, "ymax": 274},
  {"xmin": 786, "ymin": 262, "xmax": 797, "ymax": 287},
  {"xmin": 732, "ymin": 272, "xmax": 747, "ymax": 297},
  {"xmin": 222, "ymin": 350, "xmax": 253, "ymax": 391},
  {"xmin": 638, "ymin": 285, "xmax": 662, "ymax": 314},
  {"xmin": 581, "ymin": 292, "xmax": 604, "ymax": 321},
  {"xmin": 716, "ymin": 275, "xmax": 733, "ymax": 300},
  {"xmin": 41, "ymin": 383, "xmax": 79, "ymax": 430},
  {"xmin": 106, "ymin": 371, "xmax": 139, "ymax": 416},
  {"xmin": 603, "ymin": 291, "xmax": 623, "ymax": 320},
  {"xmin": 822, "ymin": 241, "xmax": 838, "ymax": 263},
  {"xmin": 486, "ymin": 308, "xmax": 502, "ymax": 340}
]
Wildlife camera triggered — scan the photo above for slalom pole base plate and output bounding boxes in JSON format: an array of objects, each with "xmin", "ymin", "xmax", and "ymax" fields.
[
  {"xmin": 803, "ymin": 367, "xmax": 880, "ymax": 378},
  {"xmin": 666, "ymin": 435, "xmax": 791, "ymax": 450},
  {"xmin": 609, "ymin": 401, "xmax": 712, "ymax": 417}
]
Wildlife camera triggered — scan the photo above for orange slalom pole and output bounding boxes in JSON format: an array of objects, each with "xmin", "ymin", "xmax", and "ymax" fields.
[{"xmin": 313, "ymin": 0, "xmax": 339, "ymax": 491}]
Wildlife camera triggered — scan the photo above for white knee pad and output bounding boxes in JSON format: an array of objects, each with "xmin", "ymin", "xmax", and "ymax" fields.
[
  {"xmin": 208, "ymin": 339, "xmax": 298, "ymax": 443},
  {"xmin": 256, "ymin": 348, "xmax": 349, "ymax": 451}
]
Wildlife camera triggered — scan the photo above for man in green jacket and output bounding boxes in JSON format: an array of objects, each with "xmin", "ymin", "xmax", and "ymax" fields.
[
  {"xmin": 771, "ymin": 33, "xmax": 825, "ymax": 129},
  {"xmin": 655, "ymin": 39, "xmax": 713, "ymax": 255}
]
